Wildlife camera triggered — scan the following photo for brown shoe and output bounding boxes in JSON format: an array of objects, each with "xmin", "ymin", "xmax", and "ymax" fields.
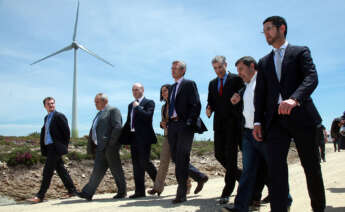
[{"xmin": 27, "ymin": 197, "xmax": 43, "ymax": 204}]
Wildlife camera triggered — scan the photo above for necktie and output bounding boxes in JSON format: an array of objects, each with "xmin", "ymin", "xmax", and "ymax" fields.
[
  {"xmin": 92, "ymin": 111, "xmax": 102, "ymax": 145},
  {"xmin": 275, "ymin": 48, "xmax": 282, "ymax": 81},
  {"xmin": 219, "ymin": 78, "xmax": 223, "ymax": 96},
  {"xmin": 131, "ymin": 99, "xmax": 139, "ymax": 129},
  {"xmin": 168, "ymin": 83, "xmax": 177, "ymax": 118}
]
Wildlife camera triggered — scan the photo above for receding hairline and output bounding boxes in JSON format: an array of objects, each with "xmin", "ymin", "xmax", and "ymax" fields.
[
  {"xmin": 95, "ymin": 93, "xmax": 108, "ymax": 102},
  {"xmin": 132, "ymin": 82, "xmax": 144, "ymax": 90}
]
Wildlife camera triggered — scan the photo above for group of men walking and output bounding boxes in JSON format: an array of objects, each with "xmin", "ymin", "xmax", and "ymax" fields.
[{"xmin": 27, "ymin": 16, "xmax": 327, "ymax": 212}]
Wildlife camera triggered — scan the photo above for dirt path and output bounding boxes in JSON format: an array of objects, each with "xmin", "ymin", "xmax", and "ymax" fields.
[{"xmin": 1, "ymin": 144, "xmax": 344, "ymax": 212}]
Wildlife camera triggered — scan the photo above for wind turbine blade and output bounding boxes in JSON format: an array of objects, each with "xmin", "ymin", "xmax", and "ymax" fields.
[
  {"xmin": 30, "ymin": 44, "xmax": 73, "ymax": 65},
  {"xmin": 72, "ymin": 0, "xmax": 80, "ymax": 41},
  {"xmin": 77, "ymin": 44, "xmax": 114, "ymax": 67}
]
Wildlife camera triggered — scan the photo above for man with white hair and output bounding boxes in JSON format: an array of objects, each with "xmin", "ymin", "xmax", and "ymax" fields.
[{"xmin": 77, "ymin": 93, "xmax": 126, "ymax": 201}]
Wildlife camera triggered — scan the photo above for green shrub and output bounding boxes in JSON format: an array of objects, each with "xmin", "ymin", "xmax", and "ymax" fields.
[
  {"xmin": 66, "ymin": 151, "xmax": 92, "ymax": 161},
  {"xmin": 4, "ymin": 147, "xmax": 44, "ymax": 166},
  {"xmin": 27, "ymin": 132, "xmax": 40, "ymax": 138}
]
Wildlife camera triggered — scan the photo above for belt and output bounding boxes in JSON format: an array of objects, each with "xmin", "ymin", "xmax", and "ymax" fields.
[{"xmin": 169, "ymin": 117, "xmax": 180, "ymax": 122}]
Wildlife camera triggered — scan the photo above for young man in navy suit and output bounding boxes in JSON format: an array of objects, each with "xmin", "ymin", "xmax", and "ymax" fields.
[{"xmin": 252, "ymin": 16, "xmax": 325, "ymax": 212}]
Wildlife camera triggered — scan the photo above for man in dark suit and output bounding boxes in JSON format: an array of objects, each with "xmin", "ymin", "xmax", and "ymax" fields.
[
  {"xmin": 168, "ymin": 60, "xmax": 209, "ymax": 204},
  {"xmin": 77, "ymin": 93, "xmax": 126, "ymax": 201},
  {"xmin": 206, "ymin": 56, "xmax": 244, "ymax": 204},
  {"xmin": 27, "ymin": 97, "xmax": 76, "ymax": 203},
  {"xmin": 120, "ymin": 83, "xmax": 157, "ymax": 198},
  {"xmin": 253, "ymin": 16, "xmax": 325, "ymax": 212}
]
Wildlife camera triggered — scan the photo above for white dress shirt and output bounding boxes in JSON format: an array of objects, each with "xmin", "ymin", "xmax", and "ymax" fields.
[
  {"xmin": 170, "ymin": 77, "xmax": 184, "ymax": 118},
  {"xmin": 131, "ymin": 96, "xmax": 144, "ymax": 132},
  {"xmin": 243, "ymin": 72, "xmax": 257, "ymax": 129},
  {"xmin": 274, "ymin": 40, "xmax": 288, "ymax": 104}
]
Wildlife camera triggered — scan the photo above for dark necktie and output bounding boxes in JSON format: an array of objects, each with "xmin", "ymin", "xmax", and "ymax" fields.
[
  {"xmin": 168, "ymin": 83, "xmax": 177, "ymax": 118},
  {"xmin": 131, "ymin": 99, "xmax": 139, "ymax": 129},
  {"xmin": 219, "ymin": 78, "xmax": 224, "ymax": 96}
]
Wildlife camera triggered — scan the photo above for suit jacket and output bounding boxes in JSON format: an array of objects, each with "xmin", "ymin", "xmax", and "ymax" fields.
[
  {"xmin": 87, "ymin": 105, "xmax": 122, "ymax": 156},
  {"xmin": 40, "ymin": 111, "xmax": 70, "ymax": 156},
  {"xmin": 119, "ymin": 97, "xmax": 157, "ymax": 145},
  {"xmin": 254, "ymin": 44, "xmax": 322, "ymax": 132},
  {"xmin": 207, "ymin": 72, "xmax": 244, "ymax": 131},
  {"xmin": 168, "ymin": 78, "xmax": 206, "ymax": 131}
]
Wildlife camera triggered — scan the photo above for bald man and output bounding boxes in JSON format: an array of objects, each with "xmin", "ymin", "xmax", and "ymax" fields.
[{"xmin": 120, "ymin": 83, "xmax": 157, "ymax": 198}]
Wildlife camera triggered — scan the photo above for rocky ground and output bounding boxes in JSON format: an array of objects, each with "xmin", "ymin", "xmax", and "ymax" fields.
[{"xmin": 0, "ymin": 143, "xmax": 308, "ymax": 202}]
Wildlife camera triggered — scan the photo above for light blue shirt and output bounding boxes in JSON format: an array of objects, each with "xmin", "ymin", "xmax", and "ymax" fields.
[
  {"xmin": 45, "ymin": 111, "xmax": 55, "ymax": 145},
  {"xmin": 217, "ymin": 72, "xmax": 228, "ymax": 91}
]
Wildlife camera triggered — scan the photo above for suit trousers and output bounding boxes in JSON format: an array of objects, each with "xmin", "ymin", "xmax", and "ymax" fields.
[
  {"xmin": 82, "ymin": 143, "xmax": 126, "ymax": 197},
  {"xmin": 37, "ymin": 144, "xmax": 75, "ymax": 199},
  {"xmin": 168, "ymin": 121, "xmax": 206, "ymax": 198},
  {"xmin": 130, "ymin": 134, "xmax": 157, "ymax": 195},
  {"xmin": 214, "ymin": 128, "xmax": 242, "ymax": 197},
  {"xmin": 264, "ymin": 115, "xmax": 325, "ymax": 212}
]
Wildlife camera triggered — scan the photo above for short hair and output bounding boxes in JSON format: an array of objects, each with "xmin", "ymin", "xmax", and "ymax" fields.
[
  {"xmin": 95, "ymin": 93, "xmax": 108, "ymax": 102},
  {"xmin": 172, "ymin": 60, "xmax": 186, "ymax": 71},
  {"xmin": 211, "ymin": 56, "xmax": 227, "ymax": 65},
  {"xmin": 133, "ymin": 82, "xmax": 144, "ymax": 90},
  {"xmin": 43, "ymin": 96, "xmax": 55, "ymax": 105},
  {"xmin": 235, "ymin": 56, "xmax": 258, "ymax": 70},
  {"xmin": 160, "ymin": 84, "xmax": 171, "ymax": 102},
  {"xmin": 263, "ymin": 16, "xmax": 288, "ymax": 37}
]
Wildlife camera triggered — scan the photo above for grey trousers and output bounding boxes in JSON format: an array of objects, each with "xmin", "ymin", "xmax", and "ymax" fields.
[{"xmin": 82, "ymin": 143, "xmax": 126, "ymax": 197}]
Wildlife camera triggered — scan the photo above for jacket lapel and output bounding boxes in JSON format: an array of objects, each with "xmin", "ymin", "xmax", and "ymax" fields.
[
  {"xmin": 176, "ymin": 79, "xmax": 185, "ymax": 97},
  {"xmin": 280, "ymin": 44, "xmax": 291, "ymax": 84},
  {"xmin": 268, "ymin": 51, "xmax": 280, "ymax": 86}
]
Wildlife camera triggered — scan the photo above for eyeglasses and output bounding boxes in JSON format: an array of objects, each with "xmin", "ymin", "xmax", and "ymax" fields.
[{"xmin": 261, "ymin": 25, "xmax": 276, "ymax": 34}]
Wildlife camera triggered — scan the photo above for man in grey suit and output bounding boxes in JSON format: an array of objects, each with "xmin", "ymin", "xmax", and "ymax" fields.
[{"xmin": 77, "ymin": 93, "xmax": 126, "ymax": 201}]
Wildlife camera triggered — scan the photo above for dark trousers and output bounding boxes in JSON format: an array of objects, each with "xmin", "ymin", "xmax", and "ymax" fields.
[
  {"xmin": 37, "ymin": 144, "xmax": 75, "ymax": 199},
  {"xmin": 252, "ymin": 160, "xmax": 268, "ymax": 202},
  {"xmin": 130, "ymin": 134, "xmax": 157, "ymax": 195},
  {"xmin": 264, "ymin": 115, "xmax": 325, "ymax": 212},
  {"xmin": 82, "ymin": 143, "xmax": 126, "ymax": 197},
  {"xmin": 214, "ymin": 129, "xmax": 242, "ymax": 197},
  {"xmin": 168, "ymin": 121, "xmax": 206, "ymax": 198}
]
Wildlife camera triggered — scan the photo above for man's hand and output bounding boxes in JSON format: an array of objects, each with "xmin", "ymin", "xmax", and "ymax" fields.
[
  {"xmin": 206, "ymin": 106, "xmax": 212, "ymax": 118},
  {"xmin": 160, "ymin": 121, "xmax": 167, "ymax": 129},
  {"xmin": 132, "ymin": 101, "xmax": 139, "ymax": 107},
  {"xmin": 253, "ymin": 125, "xmax": 263, "ymax": 142},
  {"xmin": 231, "ymin": 93, "xmax": 241, "ymax": 105},
  {"xmin": 278, "ymin": 99, "xmax": 298, "ymax": 115}
]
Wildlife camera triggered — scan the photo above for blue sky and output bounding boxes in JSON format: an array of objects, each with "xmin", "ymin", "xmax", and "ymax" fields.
[{"xmin": 1, "ymin": 0, "xmax": 344, "ymax": 140}]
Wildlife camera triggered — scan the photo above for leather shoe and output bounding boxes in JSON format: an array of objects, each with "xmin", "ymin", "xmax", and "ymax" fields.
[
  {"xmin": 113, "ymin": 193, "xmax": 126, "ymax": 199},
  {"xmin": 77, "ymin": 192, "xmax": 92, "ymax": 201},
  {"xmin": 218, "ymin": 196, "xmax": 229, "ymax": 204},
  {"xmin": 219, "ymin": 205, "xmax": 239, "ymax": 212},
  {"xmin": 67, "ymin": 191, "xmax": 78, "ymax": 198},
  {"xmin": 129, "ymin": 193, "xmax": 145, "ymax": 199},
  {"xmin": 172, "ymin": 197, "xmax": 186, "ymax": 204},
  {"xmin": 194, "ymin": 176, "xmax": 208, "ymax": 194},
  {"xmin": 26, "ymin": 197, "xmax": 43, "ymax": 204}
]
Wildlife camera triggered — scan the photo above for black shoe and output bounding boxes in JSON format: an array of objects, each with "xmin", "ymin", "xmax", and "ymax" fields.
[
  {"xmin": 113, "ymin": 193, "xmax": 127, "ymax": 199},
  {"xmin": 172, "ymin": 197, "xmax": 187, "ymax": 204},
  {"xmin": 218, "ymin": 197, "xmax": 229, "ymax": 204},
  {"xmin": 219, "ymin": 205, "xmax": 238, "ymax": 212},
  {"xmin": 77, "ymin": 192, "xmax": 92, "ymax": 201},
  {"xmin": 129, "ymin": 193, "xmax": 145, "ymax": 199},
  {"xmin": 67, "ymin": 190, "xmax": 78, "ymax": 197},
  {"xmin": 194, "ymin": 176, "xmax": 209, "ymax": 194}
]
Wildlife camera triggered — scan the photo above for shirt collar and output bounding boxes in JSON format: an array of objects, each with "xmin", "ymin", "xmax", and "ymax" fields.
[
  {"xmin": 274, "ymin": 40, "xmax": 289, "ymax": 52},
  {"xmin": 48, "ymin": 111, "xmax": 55, "ymax": 117},
  {"xmin": 219, "ymin": 72, "xmax": 228, "ymax": 80},
  {"xmin": 245, "ymin": 72, "xmax": 257, "ymax": 86},
  {"xmin": 136, "ymin": 96, "xmax": 145, "ymax": 103},
  {"xmin": 175, "ymin": 77, "xmax": 184, "ymax": 84}
]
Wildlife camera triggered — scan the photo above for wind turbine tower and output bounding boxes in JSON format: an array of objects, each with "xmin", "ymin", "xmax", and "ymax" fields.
[{"xmin": 31, "ymin": 1, "xmax": 114, "ymax": 138}]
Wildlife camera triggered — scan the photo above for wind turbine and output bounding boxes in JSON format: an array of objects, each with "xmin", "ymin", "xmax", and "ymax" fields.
[{"xmin": 31, "ymin": 1, "xmax": 114, "ymax": 138}]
